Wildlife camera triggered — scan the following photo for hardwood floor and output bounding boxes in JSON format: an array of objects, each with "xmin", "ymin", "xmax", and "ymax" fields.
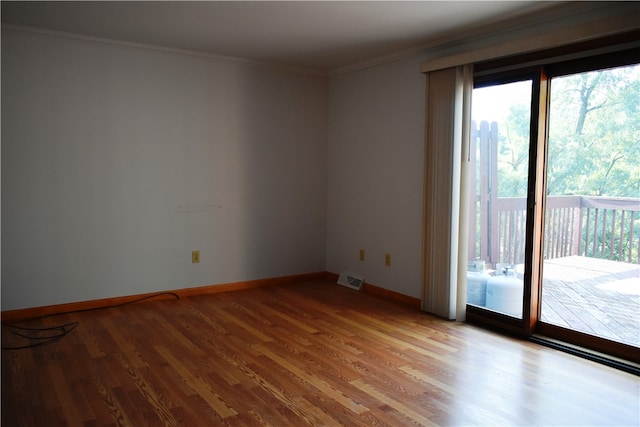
[{"xmin": 3, "ymin": 279, "xmax": 639, "ymax": 426}]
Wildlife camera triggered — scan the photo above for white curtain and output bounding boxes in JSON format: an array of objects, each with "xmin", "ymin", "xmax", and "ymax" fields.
[{"xmin": 421, "ymin": 64, "xmax": 473, "ymax": 321}]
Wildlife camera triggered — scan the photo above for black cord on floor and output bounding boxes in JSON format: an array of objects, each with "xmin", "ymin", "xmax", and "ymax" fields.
[
  {"xmin": 2, "ymin": 292, "xmax": 180, "ymax": 350},
  {"xmin": 2, "ymin": 322, "xmax": 79, "ymax": 350}
]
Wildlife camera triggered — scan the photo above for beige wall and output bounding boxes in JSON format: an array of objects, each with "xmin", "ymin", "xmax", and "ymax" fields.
[
  {"xmin": 1, "ymin": 29, "xmax": 328, "ymax": 310},
  {"xmin": 326, "ymin": 56, "xmax": 425, "ymax": 298}
]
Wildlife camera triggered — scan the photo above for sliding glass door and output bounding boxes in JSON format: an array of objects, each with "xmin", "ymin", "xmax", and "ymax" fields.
[
  {"xmin": 466, "ymin": 80, "xmax": 533, "ymax": 320},
  {"xmin": 465, "ymin": 53, "xmax": 640, "ymax": 363},
  {"xmin": 538, "ymin": 64, "xmax": 640, "ymax": 352}
]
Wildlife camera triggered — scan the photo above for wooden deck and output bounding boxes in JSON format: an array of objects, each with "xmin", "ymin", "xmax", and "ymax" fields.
[{"xmin": 541, "ymin": 255, "xmax": 640, "ymax": 347}]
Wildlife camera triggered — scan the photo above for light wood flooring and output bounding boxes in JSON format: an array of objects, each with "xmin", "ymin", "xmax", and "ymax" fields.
[{"xmin": 3, "ymin": 279, "xmax": 639, "ymax": 426}]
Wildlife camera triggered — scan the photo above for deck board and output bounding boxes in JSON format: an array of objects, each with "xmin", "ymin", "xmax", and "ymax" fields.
[{"xmin": 542, "ymin": 255, "xmax": 640, "ymax": 347}]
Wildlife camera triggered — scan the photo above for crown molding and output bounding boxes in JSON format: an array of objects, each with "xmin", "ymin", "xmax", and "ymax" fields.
[{"xmin": 1, "ymin": 24, "xmax": 328, "ymax": 78}]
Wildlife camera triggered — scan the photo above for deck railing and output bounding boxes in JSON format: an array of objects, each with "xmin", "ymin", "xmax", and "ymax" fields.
[
  {"xmin": 469, "ymin": 120, "xmax": 639, "ymax": 267},
  {"xmin": 471, "ymin": 195, "xmax": 640, "ymax": 266},
  {"xmin": 576, "ymin": 196, "xmax": 640, "ymax": 264}
]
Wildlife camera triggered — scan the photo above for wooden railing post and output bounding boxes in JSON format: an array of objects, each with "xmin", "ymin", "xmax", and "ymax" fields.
[
  {"xmin": 479, "ymin": 121, "xmax": 493, "ymax": 264},
  {"xmin": 468, "ymin": 121, "xmax": 478, "ymax": 262},
  {"xmin": 572, "ymin": 201, "xmax": 582, "ymax": 256},
  {"xmin": 471, "ymin": 120, "xmax": 500, "ymax": 267}
]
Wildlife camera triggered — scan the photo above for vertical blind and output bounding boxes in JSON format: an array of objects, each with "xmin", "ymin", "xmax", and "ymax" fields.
[{"xmin": 421, "ymin": 65, "xmax": 472, "ymax": 320}]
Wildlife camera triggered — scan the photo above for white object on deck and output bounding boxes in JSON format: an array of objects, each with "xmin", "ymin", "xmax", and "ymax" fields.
[
  {"xmin": 486, "ymin": 267, "xmax": 523, "ymax": 317},
  {"xmin": 467, "ymin": 270, "xmax": 491, "ymax": 306}
]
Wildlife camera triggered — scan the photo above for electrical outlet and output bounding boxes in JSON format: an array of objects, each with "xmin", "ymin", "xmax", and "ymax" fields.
[
  {"xmin": 359, "ymin": 249, "xmax": 365, "ymax": 261},
  {"xmin": 384, "ymin": 253, "xmax": 391, "ymax": 267},
  {"xmin": 192, "ymin": 250, "xmax": 200, "ymax": 263}
]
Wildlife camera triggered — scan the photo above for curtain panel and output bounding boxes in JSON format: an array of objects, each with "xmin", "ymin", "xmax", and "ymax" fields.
[{"xmin": 421, "ymin": 65, "xmax": 472, "ymax": 321}]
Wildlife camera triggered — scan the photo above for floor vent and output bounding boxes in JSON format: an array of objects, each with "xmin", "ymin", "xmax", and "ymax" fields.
[{"xmin": 337, "ymin": 273, "xmax": 364, "ymax": 290}]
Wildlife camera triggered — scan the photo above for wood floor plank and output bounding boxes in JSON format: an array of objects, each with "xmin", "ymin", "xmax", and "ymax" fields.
[
  {"xmin": 48, "ymin": 363, "xmax": 89, "ymax": 423},
  {"xmin": 3, "ymin": 279, "xmax": 639, "ymax": 426},
  {"xmin": 98, "ymin": 315, "xmax": 149, "ymax": 370},
  {"xmin": 350, "ymin": 378, "xmax": 436, "ymax": 426},
  {"xmin": 154, "ymin": 345, "xmax": 238, "ymax": 419},
  {"xmin": 252, "ymin": 342, "xmax": 369, "ymax": 415},
  {"xmin": 92, "ymin": 374, "xmax": 133, "ymax": 427}
]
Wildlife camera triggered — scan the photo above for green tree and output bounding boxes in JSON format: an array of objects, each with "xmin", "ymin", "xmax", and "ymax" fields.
[
  {"xmin": 546, "ymin": 65, "xmax": 640, "ymax": 197},
  {"xmin": 497, "ymin": 104, "xmax": 530, "ymax": 197}
]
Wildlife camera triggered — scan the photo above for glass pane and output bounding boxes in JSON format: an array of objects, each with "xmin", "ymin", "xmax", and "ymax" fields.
[
  {"xmin": 541, "ymin": 64, "xmax": 640, "ymax": 347},
  {"xmin": 467, "ymin": 80, "xmax": 532, "ymax": 318}
]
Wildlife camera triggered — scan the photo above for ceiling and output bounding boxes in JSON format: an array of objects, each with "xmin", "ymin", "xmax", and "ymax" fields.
[{"xmin": 1, "ymin": 1, "xmax": 562, "ymax": 72}]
